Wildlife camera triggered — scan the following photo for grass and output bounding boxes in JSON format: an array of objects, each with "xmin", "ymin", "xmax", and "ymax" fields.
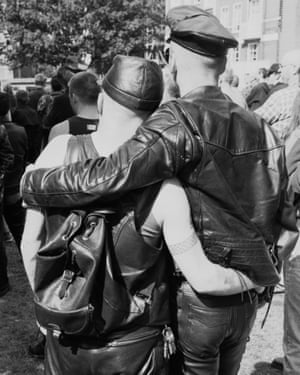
[
  {"xmin": 0, "ymin": 241, "xmax": 284, "ymax": 375},
  {"xmin": 0, "ymin": 242, "xmax": 44, "ymax": 375}
]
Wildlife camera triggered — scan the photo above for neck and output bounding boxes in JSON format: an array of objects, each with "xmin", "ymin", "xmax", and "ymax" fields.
[
  {"xmin": 92, "ymin": 103, "xmax": 142, "ymax": 157},
  {"xmin": 176, "ymin": 68, "xmax": 219, "ymax": 96},
  {"xmin": 76, "ymin": 104, "xmax": 99, "ymax": 119}
]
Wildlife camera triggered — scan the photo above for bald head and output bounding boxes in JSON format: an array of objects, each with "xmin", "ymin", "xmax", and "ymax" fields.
[{"xmin": 170, "ymin": 41, "xmax": 226, "ymax": 78}]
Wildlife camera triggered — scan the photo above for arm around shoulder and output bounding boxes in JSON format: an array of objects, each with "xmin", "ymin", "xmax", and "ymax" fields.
[
  {"xmin": 153, "ymin": 179, "xmax": 260, "ymax": 295},
  {"xmin": 21, "ymin": 105, "xmax": 200, "ymax": 208}
]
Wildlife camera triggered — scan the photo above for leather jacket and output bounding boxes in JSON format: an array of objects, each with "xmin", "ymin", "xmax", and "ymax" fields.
[{"xmin": 22, "ymin": 86, "xmax": 298, "ymax": 286}]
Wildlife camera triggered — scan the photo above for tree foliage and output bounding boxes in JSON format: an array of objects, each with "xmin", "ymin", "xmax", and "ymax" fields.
[{"xmin": 4, "ymin": 0, "xmax": 165, "ymax": 73}]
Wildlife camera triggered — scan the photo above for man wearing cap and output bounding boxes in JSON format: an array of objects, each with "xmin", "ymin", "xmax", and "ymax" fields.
[
  {"xmin": 266, "ymin": 63, "xmax": 287, "ymax": 98},
  {"xmin": 21, "ymin": 7, "xmax": 298, "ymax": 374},
  {"xmin": 255, "ymin": 50, "xmax": 300, "ymax": 141}
]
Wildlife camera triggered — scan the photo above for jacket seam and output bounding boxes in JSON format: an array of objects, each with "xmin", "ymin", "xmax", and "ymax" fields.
[{"xmin": 205, "ymin": 141, "xmax": 283, "ymax": 155}]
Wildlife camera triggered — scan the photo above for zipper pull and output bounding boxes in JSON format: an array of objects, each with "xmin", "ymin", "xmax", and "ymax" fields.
[
  {"xmin": 162, "ymin": 325, "xmax": 176, "ymax": 359},
  {"xmin": 58, "ymin": 269, "xmax": 75, "ymax": 299}
]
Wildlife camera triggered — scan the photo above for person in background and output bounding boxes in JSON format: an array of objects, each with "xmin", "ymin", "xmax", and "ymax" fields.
[
  {"xmin": 28, "ymin": 73, "xmax": 47, "ymax": 112},
  {"xmin": 255, "ymin": 50, "xmax": 300, "ymax": 141},
  {"xmin": 0, "ymin": 102, "xmax": 14, "ymax": 297},
  {"xmin": 3, "ymin": 83, "xmax": 17, "ymax": 112},
  {"xmin": 0, "ymin": 93, "xmax": 28, "ymax": 251},
  {"xmin": 271, "ymin": 90, "xmax": 300, "ymax": 373},
  {"xmin": 220, "ymin": 68, "xmax": 248, "ymax": 109},
  {"xmin": 37, "ymin": 76, "xmax": 64, "ymax": 143},
  {"xmin": 12, "ymin": 90, "xmax": 41, "ymax": 163},
  {"xmin": 38, "ymin": 77, "xmax": 63, "ymax": 117},
  {"xmin": 161, "ymin": 65, "xmax": 180, "ymax": 103},
  {"xmin": 266, "ymin": 63, "xmax": 288, "ymax": 98},
  {"xmin": 231, "ymin": 74, "xmax": 239, "ymax": 88},
  {"xmin": 246, "ymin": 67, "xmax": 270, "ymax": 110},
  {"xmin": 48, "ymin": 71, "xmax": 100, "ymax": 142},
  {"xmin": 21, "ymin": 7, "xmax": 298, "ymax": 374},
  {"xmin": 42, "ymin": 66, "xmax": 75, "ymax": 144}
]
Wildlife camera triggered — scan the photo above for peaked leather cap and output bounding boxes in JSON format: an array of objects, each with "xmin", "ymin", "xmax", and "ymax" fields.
[
  {"xmin": 102, "ymin": 55, "xmax": 163, "ymax": 111},
  {"xmin": 167, "ymin": 6, "xmax": 238, "ymax": 57}
]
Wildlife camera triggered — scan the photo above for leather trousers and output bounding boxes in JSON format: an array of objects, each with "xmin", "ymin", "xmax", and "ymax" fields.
[
  {"xmin": 176, "ymin": 282, "xmax": 257, "ymax": 375},
  {"xmin": 0, "ymin": 204, "xmax": 8, "ymax": 289},
  {"xmin": 45, "ymin": 326, "xmax": 168, "ymax": 375}
]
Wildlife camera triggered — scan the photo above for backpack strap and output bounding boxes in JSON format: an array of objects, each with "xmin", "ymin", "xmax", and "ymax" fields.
[{"xmin": 63, "ymin": 134, "xmax": 99, "ymax": 165}]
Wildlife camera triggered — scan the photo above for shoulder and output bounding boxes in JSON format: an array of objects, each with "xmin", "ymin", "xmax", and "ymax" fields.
[
  {"xmin": 49, "ymin": 120, "xmax": 69, "ymax": 141},
  {"xmin": 35, "ymin": 134, "xmax": 72, "ymax": 168},
  {"xmin": 152, "ymin": 178, "xmax": 190, "ymax": 225},
  {"xmin": 8, "ymin": 122, "xmax": 26, "ymax": 136}
]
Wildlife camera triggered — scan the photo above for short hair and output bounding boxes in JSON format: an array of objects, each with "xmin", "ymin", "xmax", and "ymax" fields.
[
  {"xmin": 16, "ymin": 90, "xmax": 29, "ymax": 105},
  {"xmin": 258, "ymin": 68, "xmax": 268, "ymax": 79},
  {"xmin": 51, "ymin": 76, "xmax": 63, "ymax": 92},
  {"xmin": 0, "ymin": 92, "xmax": 10, "ymax": 116},
  {"xmin": 69, "ymin": 72, "xmax": 100, "ymax": 105},
  {"xmin": 35, "ymin": 73, "xmax": 47, "ymax": 86}
]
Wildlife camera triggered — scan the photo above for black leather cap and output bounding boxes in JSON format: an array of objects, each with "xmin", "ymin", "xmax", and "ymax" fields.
[
  {"xmin": 102, "ymin": 55, "xmax": 163, "ymax": 111},
  {"xmin": 167, "ymin": 6, "xmax": 238, "ymax": 57}
]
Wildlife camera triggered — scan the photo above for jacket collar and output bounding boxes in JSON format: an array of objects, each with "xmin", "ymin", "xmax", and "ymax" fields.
[{"xmin": 182, "ymin": 85, "xmax": 226, "ymax": 101}]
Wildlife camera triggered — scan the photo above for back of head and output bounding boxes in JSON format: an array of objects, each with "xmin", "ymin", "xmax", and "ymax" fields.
[
  {"xmin": 231, "ymin": 74, "xmax": 239, "ymax": 87},
  {"xmin": 55, "ymin": 66, "xmax": 75, "ymax": 89},
  {"xmin": 102, "ymin": 55, "xmax": 163, "ymax": 113},
  {"xmin": 258, "ymin": 68, "xmax": 268, "ymax": 80},
  {"xmin": 69, "ymin": 71, "xmax": 100, "ymax": 105},
  {"xmin": 16, "ymin": 90, "xmax": 29, "ymax": 106},
  {"xmin": 51, "ymin": 76, "xmax": 63, "ymax": 92},
  {"xmin": 35, "ymin": 73, "xmax": 47, "ymax": 87},
  {"xmin": 0, "ymin": 92, "xmax": 10, "ymax": 117},
  {"xmin": 267, "ymin": 63, "xmax": 281, "ymax": 77}
]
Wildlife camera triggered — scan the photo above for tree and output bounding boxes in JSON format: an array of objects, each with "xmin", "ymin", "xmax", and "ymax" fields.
[
  {"xmin": 81, "ymin": 0, "xmax": 165, "ymax": 73},
  {"xmin": 4, "ymin": 0, "xmax": 165, "ymax": 74}
]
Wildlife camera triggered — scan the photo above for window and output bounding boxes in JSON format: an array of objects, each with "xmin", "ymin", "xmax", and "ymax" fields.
[
  {"xmin": 232, "ymin": 3, "xmax": 242, "ymax": 32},
  {"xmin": 247, "ymin": 43, "xmax": 259, "ymax": 61},
  {"xmin": 248, "ymin": 0, "xmax": 262, "ymax": 20},
  {"xmin": 234, "ymin": 47, "xmax": 240, "ymax": 62},
  {"xmin": 220, "ymin": 6, "xmax": 230, "ymax": 28}
]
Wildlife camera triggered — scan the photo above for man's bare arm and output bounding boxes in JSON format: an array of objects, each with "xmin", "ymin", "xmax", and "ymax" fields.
[{"xmin": 152, "ymin": 178, "xmax": 261, "ymax": 295}]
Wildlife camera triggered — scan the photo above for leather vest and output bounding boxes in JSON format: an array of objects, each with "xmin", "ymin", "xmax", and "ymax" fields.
[{"xmin": 44, "ymin": 135, "xmax": 170, "ymax": 331}]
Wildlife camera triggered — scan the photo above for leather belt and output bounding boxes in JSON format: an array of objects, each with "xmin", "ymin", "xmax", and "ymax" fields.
[{"xmin": 174, "ymin": 273, "xmax": 257, "ymax": 307}]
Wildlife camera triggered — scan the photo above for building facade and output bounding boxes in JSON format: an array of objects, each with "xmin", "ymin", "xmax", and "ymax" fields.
[{"xmin": 166, "ymin": 0, "xmax": 300, "ymax": 80}]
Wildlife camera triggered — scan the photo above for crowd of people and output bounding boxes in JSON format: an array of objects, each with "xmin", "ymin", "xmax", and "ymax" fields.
[{"xmin": 1, "ymin": 5, "xmax": 300, "ymax": 375}]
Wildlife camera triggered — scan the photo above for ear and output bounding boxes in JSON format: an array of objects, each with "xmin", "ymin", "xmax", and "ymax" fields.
[
  {"xmin": 168, "ymin": 44, "xmax": 178, "ymax": 82},
  {"xmin": 69, "ymin": 91, "xmax": 78, "ymax": 105},
  {"xmin": 219, "ymin": 56, "xmax": 227, "ymax": 75},
  {"xmin": 97, "ymin": 92, "xmax": 104, "ymax": 115}
]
